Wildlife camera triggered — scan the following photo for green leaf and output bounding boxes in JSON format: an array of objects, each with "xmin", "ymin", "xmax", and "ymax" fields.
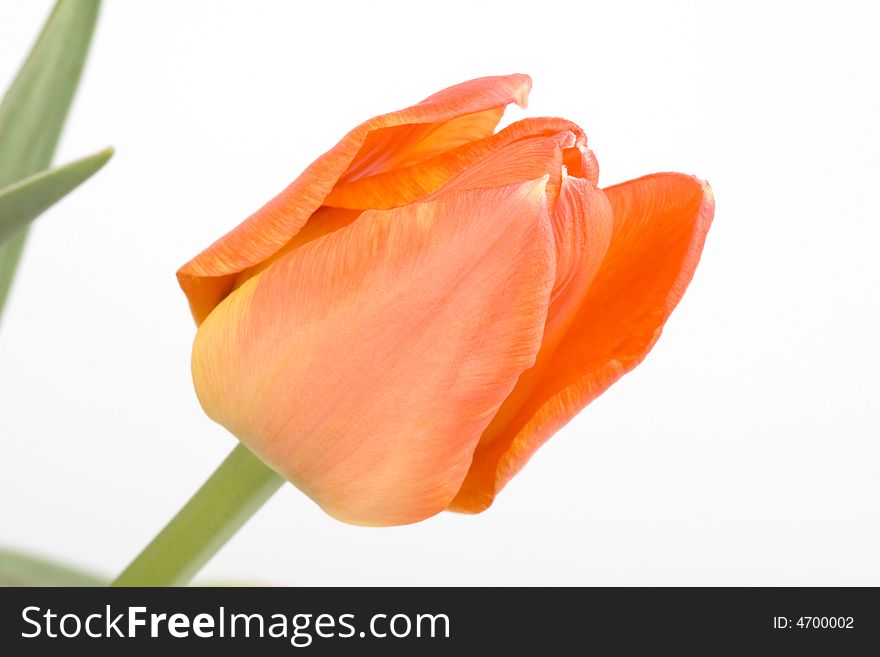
[
  {"xmin": 0, "ymin": 547, "xmax": 106, "ymax": 587},
  {"xmin": 0, "ymin": 147, "xmax": 112, "ymax": 244},
  {"xmin": 0, "ymin": 546, "xmax": 259, "ymax": 587},
  {"xmin": 0, "ymin": 0, "xmax": 102, "ymax": 321}
]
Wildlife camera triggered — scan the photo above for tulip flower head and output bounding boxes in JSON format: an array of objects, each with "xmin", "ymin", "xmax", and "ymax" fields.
[{"xmin": 178, "ymin": 74, "xmax": 714, "ymax": 526}]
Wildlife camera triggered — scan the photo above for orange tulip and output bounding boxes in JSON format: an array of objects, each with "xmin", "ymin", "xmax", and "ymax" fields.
[{"xmin": 178, "ymin": 74, "xmax": 714, "ymax": 526}]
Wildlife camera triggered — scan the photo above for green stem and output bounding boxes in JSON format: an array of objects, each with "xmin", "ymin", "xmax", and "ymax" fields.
[{"xmin": 111, "ymin": 443, "xmax": 283, "ymax": 587}]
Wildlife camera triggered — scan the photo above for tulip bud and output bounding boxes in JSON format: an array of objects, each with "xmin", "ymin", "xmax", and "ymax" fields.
[{"xmin": 178, "ymin": 75, "xmax": 713, "ymax": 526}]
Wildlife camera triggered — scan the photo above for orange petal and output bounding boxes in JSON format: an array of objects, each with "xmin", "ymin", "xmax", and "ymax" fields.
[
  {"xmin": 191, "ymin": 180, "xmax": 556, "ymax": 526},
  {"xmin": 451, "ymin": 173, "xmax": 714, "ymax": 513},
  {"xmin": 231, "ymin": 205, "xmax": 362, "ymax": 290},
  {"xmin": 233, "ymin": 117, "xmax": 596, "ymax": 290},
  {"xmin": 325, "ymin": 117, "xmax": 599, "ymax": 211},
  {"xmin": 178, "ymin": 74, "xmax": 532, "ymax": 324}
]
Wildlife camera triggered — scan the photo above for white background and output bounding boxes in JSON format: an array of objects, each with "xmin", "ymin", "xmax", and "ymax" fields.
[{"xmin": 1, "ymin": 0, "xmax": 878, "ymax": 585}]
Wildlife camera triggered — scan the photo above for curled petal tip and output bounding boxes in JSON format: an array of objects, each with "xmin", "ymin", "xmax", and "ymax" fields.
[
  {"xmin": 702, "ymin": 179, "xmax": 714, "ymax": 204},
  {"xmin": 512, "ymin": 74, "xmax": 532, "ymax": 108}
]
